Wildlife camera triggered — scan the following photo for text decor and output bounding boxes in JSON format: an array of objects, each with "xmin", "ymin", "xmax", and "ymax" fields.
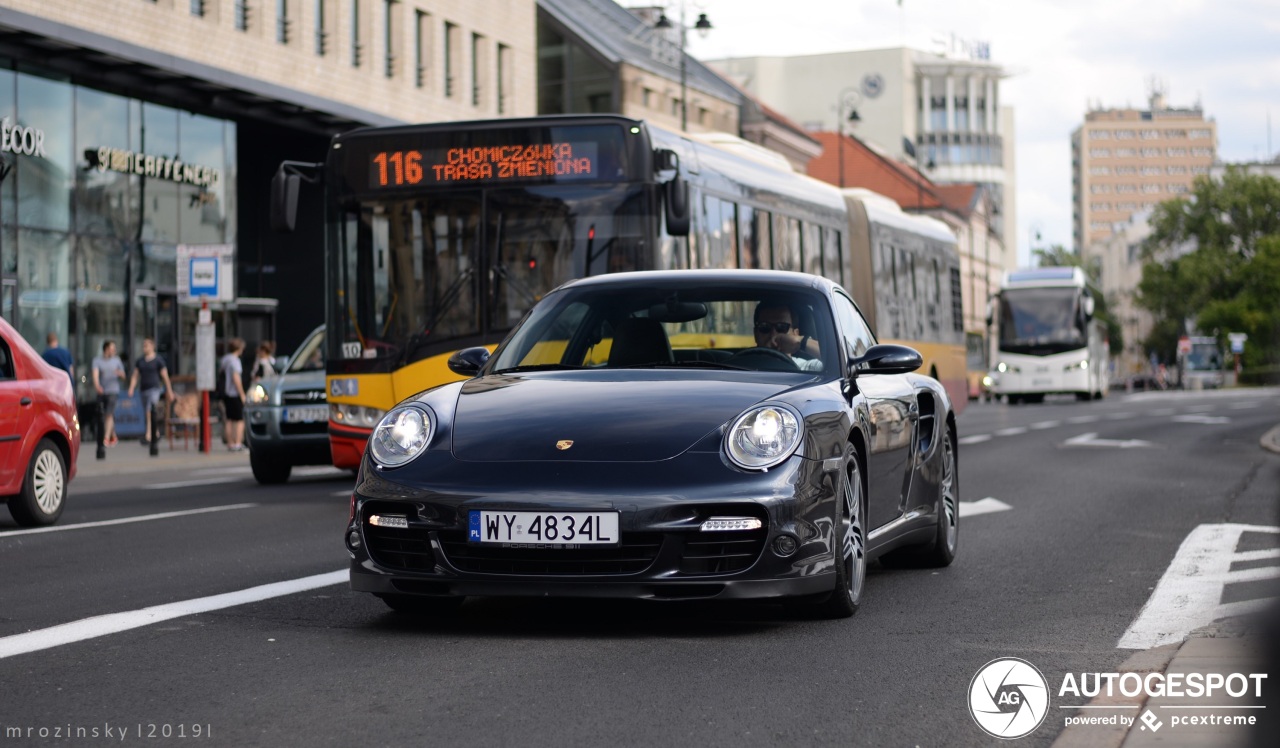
[{"xmin": 88, "ymin": 146, "xmax": 221, "ymax": 188}]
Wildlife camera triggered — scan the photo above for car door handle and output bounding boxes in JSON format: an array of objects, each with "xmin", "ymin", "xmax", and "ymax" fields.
[{"xmin": 20, "ymin": 397, "xmax": 31, "ymax": 406}]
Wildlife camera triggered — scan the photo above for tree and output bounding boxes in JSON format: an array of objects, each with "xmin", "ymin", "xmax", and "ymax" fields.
[
  {"xmin": 1032, "ymin": 244, "xmax": 1124, "ymax": 354},
  {"xmin": 1138, "ymin": 168, "xmax": 1280, "ymax": 372}
]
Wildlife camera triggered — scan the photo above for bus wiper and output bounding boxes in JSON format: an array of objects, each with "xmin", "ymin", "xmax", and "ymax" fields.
[{"xmin": 491, "ymin": 363, "xmax": 589, "ymax": 374}]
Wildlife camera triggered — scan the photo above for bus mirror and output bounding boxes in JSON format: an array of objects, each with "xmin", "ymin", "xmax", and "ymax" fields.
[
  {"xmin": 664, "ymin": 177, "xmax": 691, "ymax": 236},
  {"xmin": 985, "ymin": 297, "xmax": 998, "ymax": 327},
  {"xmin": 1083, "ymin": 295, "xmax": 1096, "ymax": 320},
  {"xmin": 270, "ymin": 169, "xmax": 301, "ymax": 232},
  {"xmin": 653, "ymin": 148, "xmax": 679, "ymax": 183}
]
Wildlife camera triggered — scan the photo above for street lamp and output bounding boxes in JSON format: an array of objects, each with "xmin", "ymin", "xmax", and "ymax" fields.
[
  {"xmin": 1028, "ymin": 222, "xmax": 1043, "ymax": 266},
  {"xmin": 835, "ymin": 87, "xmax": 862, "ymax": 188},
  {"xmin": 655, "ymin": 5, "xmax": 712, "ymax": 132}
]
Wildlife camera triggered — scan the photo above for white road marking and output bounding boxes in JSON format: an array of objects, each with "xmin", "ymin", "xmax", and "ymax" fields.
[
  {"xmin": 144, "ymin": 478, "xmax": 245, "ymax": 490},
  {"xmin": 1151, "ymin": 408, "xmax": 1176, "ymax": 416},
  {"xmin": 1104, "ymin": 412, "xmax": 1135, "ymax": 420},
  {"xmin": 958, "ymin": 434, "xmax": 992, "ymax": 445},
  {"xmin": 958, "ymin": 497, "xmax": 1012, "ymax": 518},
  {"xmin": 1171, "ymin": 414, "xmax": 1232, "ymax": 425},
  {"xmin": 1063, "ymin": 432, "xmax": 1154, "ymax": 449},
  {"xmin": 994, "ymin": 427, "xmax": 1028, "ymax": 437},
  {"xmin": 1030, "ymin": 420, "xmax": 1061, "ymax": 430},
  {"xmin": 1185, "ymin": 404, "xmax": 1216, "ymax": 412},
  {"xmin": 1119, "ymin": 524, "xmax": 1280, "ymax": 649},
  {"xmin": 332, "ymin": 490, "xmax": 354, "ymax": 497},
  {"xmin": 0, "ymin": 504, "xmax": 258, "ymax": 538},
  {"xmin": 1067, "ymin": 415, "xmax": 1100, "ymax": 424},
  {"xmin": 1229, "ymin": 402, "xmax": 1258, "ymax": 410},
  {"xmin": 190, "ymin": 467, "xmax": 254, "ymax": 476},
  {"xmin": 0, "ymin": 570, "xmax": 347, "ymax": 660},
  {"xmin": 294, "ymin": 466, "xmax": 349, "ymax": 477}
]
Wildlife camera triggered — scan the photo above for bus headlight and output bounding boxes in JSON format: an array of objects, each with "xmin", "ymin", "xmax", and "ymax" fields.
[
  {"xmin": 996, "ymin": 362, "xmax": 1008, "ymax": 373},
  {"xmin": 1064, "ymin": 360, "xmax": 1088, "ymax": 372},
  {"xmin": 724, "ymin": 404, "xmax": 803, "ymax": 471},
  {"xmin": 370, "ymin": 406, "xmax": 434, "ymax": 467},
  {"xmin": 330, "ymin": 403, "xmax": 387, "ymax": 428}
]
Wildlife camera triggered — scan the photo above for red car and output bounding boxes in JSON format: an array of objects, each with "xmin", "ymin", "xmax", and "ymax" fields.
[{"xmin": 0, "ymin": 316, "xmax": 79, "ymax": 526}]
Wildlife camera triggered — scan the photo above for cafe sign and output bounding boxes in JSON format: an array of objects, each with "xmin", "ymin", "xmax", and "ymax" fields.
[{"xmin": 88, "ymin": 146, "xmax": 220, "ymax": 188}]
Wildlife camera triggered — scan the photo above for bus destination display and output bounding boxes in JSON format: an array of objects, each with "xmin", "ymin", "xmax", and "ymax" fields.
[{"xmin": 370, "ymin": 141, "xmax": 600, "ymax": 188}]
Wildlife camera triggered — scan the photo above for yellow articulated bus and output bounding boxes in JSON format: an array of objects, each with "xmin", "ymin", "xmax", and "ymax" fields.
[
  {"xmin": 842, "ymin": 189, "xmax": 968, "ymax": 413},
  {"xmin": 270, "ymin": 115, "xmax": 965, "ymax": 467}
]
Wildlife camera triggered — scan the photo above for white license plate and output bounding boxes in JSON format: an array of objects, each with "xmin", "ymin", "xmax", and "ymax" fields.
[
  {"xmin": 283, "ymin": 406, "xmax": 328, "ymax": 423},
  {"xmin": 468, "ymin": 510, "xmax": 620, "ymax": 546}
]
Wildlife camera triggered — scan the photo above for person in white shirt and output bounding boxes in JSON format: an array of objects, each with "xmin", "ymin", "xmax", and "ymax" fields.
[{"xmin": 753, "ymin": 301, "xmax": 824, "ymax": 372}]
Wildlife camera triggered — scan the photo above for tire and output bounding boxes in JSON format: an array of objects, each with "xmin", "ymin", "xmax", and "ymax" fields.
[
  {"xmin": 882, "ymin": 427, "xmax": 958, "ymax": 568},
  {"xmin": 798, "ymin": 442, "xmax": 866, "ymax": 619},
  {"xmin": 7, "ymin": 438, "xmax": 67, "ymax": 526},
  {"xmin": 250, "ymin": 449, "xmax": 292, "ymax": 484},
  {"xmin": 378, "ymin": 594, "xmax": 465, "ymax": 616},
  {"xmin": 1075, "ymin": 392, "xmax": 1092, "ymax": 402}
]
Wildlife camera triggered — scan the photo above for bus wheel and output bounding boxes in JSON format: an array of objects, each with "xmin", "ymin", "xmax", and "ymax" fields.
[
  {"xmin": 1076, "ymin": 392, "xmax": 1091, "ymax": 402},
  {"xmin": 1008, "ymin": 395, "xmax": 1021, "ymax": 405}
]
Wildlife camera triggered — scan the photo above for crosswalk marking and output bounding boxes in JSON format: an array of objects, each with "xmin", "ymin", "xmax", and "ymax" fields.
[{"xmin": 1118, "ymin": 523, "xmax": 1280, "ymax": 649}]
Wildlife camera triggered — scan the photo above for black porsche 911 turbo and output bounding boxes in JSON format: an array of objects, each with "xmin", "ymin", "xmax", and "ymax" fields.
[{"xmin": 345, "ymin": 270, "xmax": 958, "ymax": 618}]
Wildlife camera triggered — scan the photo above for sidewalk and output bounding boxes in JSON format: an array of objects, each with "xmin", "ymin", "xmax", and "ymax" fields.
[{"xmin": 74, "ymin": 434, "xmax": 251, "ymax": 478}]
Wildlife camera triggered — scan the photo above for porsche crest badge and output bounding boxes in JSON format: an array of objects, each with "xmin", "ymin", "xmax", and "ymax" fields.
[{"xmin": 556, "ymin": 440, "xmax": 574, "ymax": 450}]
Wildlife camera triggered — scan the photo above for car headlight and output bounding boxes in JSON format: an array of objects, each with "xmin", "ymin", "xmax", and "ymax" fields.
[
  {"xmin": 330, "ymin": 403, "xmax": 387, "ymax": 429},
  {"xmin": 724, "ymin": 404, "xmax": 803, "ymax": 471},
  {"xmin": 249, "ymin": 384, "xmax": 268, "ymax": 403},
  {"xmin": 370, "ymin": 405, "xmax": 434, "ymax": 467}
]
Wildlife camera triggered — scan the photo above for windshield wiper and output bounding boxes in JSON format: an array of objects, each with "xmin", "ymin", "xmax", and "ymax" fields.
[
  {"xmin": 616, "ymin": 361, "xmax": 749, "ymax": 370},
  {"xmin": 491, "ymin": 363, "xmax": 589, "ymax": 374}
]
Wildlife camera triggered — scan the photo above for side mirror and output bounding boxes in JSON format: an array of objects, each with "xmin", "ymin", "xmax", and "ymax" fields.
[
  {"xmin": 447, "ymin": 346, "xmax": 491, "ymax": 377},
  {"xmin": 270, "ymin": 169, "xmax": 300, "ymax": 232},
  {"xmin": 849, "ymin": 344, "xmax": 923, "ymax": 376},
  {"xmin": 275, "ymin": 356, "xmax": 290, "ymax": 372},
  {"xmin": 653, "ymin": 147, "xmax": 679, "ymax": 183},
  {"xmin": 664, "ymin": 177, "xmax": 691, "ymax": 236},
  {"xmin": 1083, "ymin": 295, "xmax": 1096, "ymax": 320}
]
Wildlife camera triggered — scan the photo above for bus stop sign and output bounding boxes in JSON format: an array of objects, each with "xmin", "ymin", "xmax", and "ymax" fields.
[{"xmin": 1228, "ymin": 332, "xmax": 1248, "ymax": 354}]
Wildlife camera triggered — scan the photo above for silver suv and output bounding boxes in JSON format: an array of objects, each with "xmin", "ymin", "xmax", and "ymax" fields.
[{"xmin": 246, "ymin": 325, "xmax": 331, "ymax": 483}]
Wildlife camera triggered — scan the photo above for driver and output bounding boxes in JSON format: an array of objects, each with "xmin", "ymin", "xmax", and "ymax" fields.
[{"xmin": 753, "ymin": 301, "xmax": 823, "ymax": 372}]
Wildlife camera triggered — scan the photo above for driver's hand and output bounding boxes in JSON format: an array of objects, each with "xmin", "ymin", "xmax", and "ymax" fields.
[{"xmin": 772, "ymin": 330, "xmax": 803, "ymax": 355}]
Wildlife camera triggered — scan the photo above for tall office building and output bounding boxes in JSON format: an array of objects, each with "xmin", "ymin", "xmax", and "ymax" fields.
[
  {"xmin": 708, "ymin": 46, "xmax": 1016, "ymax": 269},
  {"xmin": 1072, "ymin": 90, "xmax": 1216, "ymax": 252}
]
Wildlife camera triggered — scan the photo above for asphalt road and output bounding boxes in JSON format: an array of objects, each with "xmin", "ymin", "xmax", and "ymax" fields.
[{"xmin": 1, "ymin": 388, "xmax": 1277, "ymax": 747}]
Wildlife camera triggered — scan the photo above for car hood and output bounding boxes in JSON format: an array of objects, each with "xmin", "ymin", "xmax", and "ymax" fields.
[{"xmin": 450, "ymin": 371, "xmax": 801, "ymax": 462}]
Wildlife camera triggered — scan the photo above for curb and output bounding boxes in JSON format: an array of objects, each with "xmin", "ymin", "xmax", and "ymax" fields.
[
  {"xmin": 1050, "ymin": 643, "xmax": 1181, "ymax": 748},
  {"xmin": 1051, "ymin": 619, "xmax": 1258, "ymax": 748},
  {"xmin": 73, "ymin": 445, "xmax": 250, "ymax": 479}
]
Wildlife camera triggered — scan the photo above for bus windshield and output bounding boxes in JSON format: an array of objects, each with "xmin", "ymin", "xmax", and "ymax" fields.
[
  {"xmin": 1185, "ymin": 342, "xmax": 1222, "ymax": 371},
  {"xmin": 328, "ymin": 183, "xmax": 648, "ymax": 369},
  {"xmin": 998, "ymin": 287, "xmax": 1085, "ymax": 354}
]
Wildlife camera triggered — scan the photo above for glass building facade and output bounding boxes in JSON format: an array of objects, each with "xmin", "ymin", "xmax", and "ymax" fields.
[{"xmin": 0, "ymin": 62, "xmax": 236, "ymax": 398}]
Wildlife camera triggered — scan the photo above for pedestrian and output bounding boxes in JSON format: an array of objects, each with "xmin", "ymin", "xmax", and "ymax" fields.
[
  {"xmin": 126, "ymin": 337, "xmax": 175, "ymax": 457},
  {"xmin": 41, "ymin": 332, "xmax": 74, "ymax": 387},
  {"xmin": 220, "ymin": 338, "xmax": 247, "ymax": 452},
  {"xmin": 91, "ymin": 340, "xmax": 126, "ymax": 460},
  {"xmin": 251, "ymin": 341, "xmax": 276, "ymax": 386}
]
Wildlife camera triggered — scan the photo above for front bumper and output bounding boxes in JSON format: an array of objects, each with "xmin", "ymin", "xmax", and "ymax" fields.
[{"xmin": 346, "ymin": 450, "xmax": 841, "ymax": 602}]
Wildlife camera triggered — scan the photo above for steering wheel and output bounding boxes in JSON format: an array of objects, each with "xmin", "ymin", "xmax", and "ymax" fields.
[{"xmin": 726, "ymin": 347, "xmax": 801, "ymax": 372}]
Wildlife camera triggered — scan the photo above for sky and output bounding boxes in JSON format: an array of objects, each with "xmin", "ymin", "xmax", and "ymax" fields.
[{"xmin": 676, "ymin": 0, "xmax": 1280, "ymax": 266}]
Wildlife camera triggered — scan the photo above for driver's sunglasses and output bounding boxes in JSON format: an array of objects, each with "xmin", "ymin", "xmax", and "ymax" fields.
[{"xmin": 754, "ymin": 322, "xmax": 793, "ymax": 334}]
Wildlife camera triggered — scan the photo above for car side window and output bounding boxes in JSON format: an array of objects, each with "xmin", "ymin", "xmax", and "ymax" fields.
[
  {"xmin": 0, "ymin": 339, "xmax": 13, "ymax": 380},
  {"xmin": 832, "ymin": 291, "xmax": 875, "ymax": 361}
]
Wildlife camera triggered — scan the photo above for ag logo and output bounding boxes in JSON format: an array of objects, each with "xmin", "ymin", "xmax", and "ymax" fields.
[
  {"xmin": 862, "ymin": 72, "xmax": 885, "ymax": 99},
  {"xmin": 968, "ymin": 657, "xmax": 1050, "ymax": 739}
]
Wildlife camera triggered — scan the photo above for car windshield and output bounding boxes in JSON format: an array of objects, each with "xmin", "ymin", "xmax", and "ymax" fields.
[
  {"xmin": 488, "ymin": 281, "xmax": 837, "ymax": 375},
  {"xmin": 285, "ymin": 328, "xmax": 326, "ymax": 374}
]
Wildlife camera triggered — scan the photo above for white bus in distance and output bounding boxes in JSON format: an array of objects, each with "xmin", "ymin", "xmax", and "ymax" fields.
[{"xmin": 987, "ymin": 267, "xmax": 1108, "ymax": 404}]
